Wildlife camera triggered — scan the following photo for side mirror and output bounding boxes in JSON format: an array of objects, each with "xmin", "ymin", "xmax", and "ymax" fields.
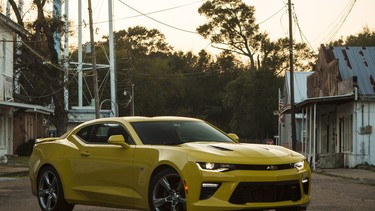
[
  {"xmin": 108, "ymin": 135, "xmax": 130, "ymax": 149},
  {"xmin": 227, "ymin": 133, "xmax": 240, "ymax": 143}
]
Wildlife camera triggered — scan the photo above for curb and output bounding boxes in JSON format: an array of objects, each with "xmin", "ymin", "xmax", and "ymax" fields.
[
  {"xmin": 0, "ymin": 170, "xmax": 29, "ymax": 177},
  {"xmin": 0, "ymin": 164, "xmax": 29, "ymax": 178},
  {"xmin": 313, "ymin": 169, "xmax": 375, "ymax": 186}
]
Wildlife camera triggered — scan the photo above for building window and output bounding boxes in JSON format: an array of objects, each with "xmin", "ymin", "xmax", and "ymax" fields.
[
  {"xmin": 1, "ymin": 37, "xmax": 6, "ymax": 74},
  {"xmin": 0, "ymin": 116, "xmax": 4, "ymax": 148},
  {"xmin": 343, "ymin": 115, "xmax": 353, "ymax": 152}
]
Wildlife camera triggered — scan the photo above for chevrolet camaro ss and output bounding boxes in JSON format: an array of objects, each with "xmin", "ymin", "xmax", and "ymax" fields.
[{"xmin": 29, "ymin": 116, "xmax": 311, "ymax": 211}]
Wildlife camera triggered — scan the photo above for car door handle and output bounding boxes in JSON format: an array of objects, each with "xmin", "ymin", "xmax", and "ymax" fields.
[{"xmin": 80, "ymin": 151, "xmax": 90, "ymax": 157}]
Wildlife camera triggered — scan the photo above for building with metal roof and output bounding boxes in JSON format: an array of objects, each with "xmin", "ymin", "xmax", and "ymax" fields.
[
  {"xmin": 278, "ymin": 71, "xmax": 313, "ymax": 150},
  {"xmin": 298, "ymin": 45, "xmax": 375, "ymax": 169}
]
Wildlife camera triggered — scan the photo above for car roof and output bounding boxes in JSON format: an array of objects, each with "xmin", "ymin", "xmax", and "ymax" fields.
[{"xmin": 82, "ymin": 116, "xmax": 202, "ymax": 125}]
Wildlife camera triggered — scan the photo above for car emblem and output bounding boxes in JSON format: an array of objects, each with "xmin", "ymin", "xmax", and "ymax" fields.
[{"xmin": 267, "ymin": 165, "xmax": 278, "ymax": 170}]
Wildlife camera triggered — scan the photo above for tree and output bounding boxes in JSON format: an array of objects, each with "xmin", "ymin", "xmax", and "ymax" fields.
[
  {"xmin": 224, "ymin": 68, "xmax": 283, "ymax": 141},
  {"xmin": 97, "ymin": 25, "xmax": 244, "ymax": 130},
  {"xmin": 260, "ymin": 37, "xmax": 315, "ymax": 74},
  {"xmin": 96, "ymin": 27, "xmax": 174, "ymax": 116},
  {"xmin": 169, "ymin": 50, "xmax": 244, "ymax": 130},
  {"xmin": 330, "ymin": 26, "xmax": 375, "ymax": 46},
  {"xmin": 197, "ymin": 0, "xmax": 315, "ymax": 141},
  {"xmin": 197, "ymin": 0, "xmax": 265, "ymax": 70},
  {"xmin": 197, "ymin": 0, "xmax": 315, "ymax": 73},
  {"xmin": 104, "ymin": 26, "xmax": 173, "ymax": 57},
  {"xmin": 9, "ymin": 0, "xmax": 68, "ymax": 135}
]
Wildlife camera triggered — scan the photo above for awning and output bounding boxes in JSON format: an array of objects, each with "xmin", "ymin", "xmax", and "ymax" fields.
[
  {"xmin": 296, "ymin": 93, "xmax": 355, "ymax": 108},
  {"xmin": 279, "ymin": 93, "xmax": 356, "ymax": 115},
  {"xmin": 0, "ymin": 101, "xmax": 54, "ymax": 115}
]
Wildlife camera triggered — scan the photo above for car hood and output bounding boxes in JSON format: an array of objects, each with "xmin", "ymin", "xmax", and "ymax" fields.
[{"xmin": 183, "ymin": 142, "xmax": 304, "ymax": 164}]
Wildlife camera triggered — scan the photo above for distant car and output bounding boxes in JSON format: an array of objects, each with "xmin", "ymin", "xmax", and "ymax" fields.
[{"xmin": 29, "ymin": 116, "xmax": 311, "ymax": 211}]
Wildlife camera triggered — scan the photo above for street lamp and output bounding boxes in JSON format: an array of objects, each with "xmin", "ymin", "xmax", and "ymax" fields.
[
  {"xmin": 99, "ymin": 99, "xmax": 118, "ymax": 117},
  {"xmin": 123, "ymin": 84, "xmax": 135, "ymax": 116}
]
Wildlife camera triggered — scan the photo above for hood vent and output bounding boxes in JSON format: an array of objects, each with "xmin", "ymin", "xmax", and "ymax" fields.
[{"xmin": 210, "ymin": 145, "xmax": 233, "ymax": 151}]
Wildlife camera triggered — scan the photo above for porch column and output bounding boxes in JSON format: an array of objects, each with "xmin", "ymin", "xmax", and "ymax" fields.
[
  {"xmin": 313, "ymin": 103, "xmax": 317, "ymax": 170},
  {"xmin": 309, "ymin": 105, "xmax": 312, "ymax": 164}
]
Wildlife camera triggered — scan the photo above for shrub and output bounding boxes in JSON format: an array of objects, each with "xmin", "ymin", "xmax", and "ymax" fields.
[{"xmin": 15, "ymin": 139, "xmax": 35, "ymax": 156}]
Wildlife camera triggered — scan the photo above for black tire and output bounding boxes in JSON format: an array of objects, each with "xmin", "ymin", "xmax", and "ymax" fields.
[
  {"xmin": 37, "ymin": 166, "xmax": 74, "ymax": 211},
  {"xmin": 149, "ymin": 168, "xmax": 186, "ymax": 211}
]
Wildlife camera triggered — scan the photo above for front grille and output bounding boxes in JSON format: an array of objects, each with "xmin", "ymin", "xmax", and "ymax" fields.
[
  {"xmin": 229, "ymin": 180, "xmax": 301, "ymax": 204},
  {"xmin": 234, "ymin": 163, "xmax": 294, "ymax": 171}
]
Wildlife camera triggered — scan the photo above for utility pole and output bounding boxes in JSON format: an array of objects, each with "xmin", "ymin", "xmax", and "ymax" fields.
[
  {"xmin": 108, "ymin": 0, "xmax": 117, "ymax": 117},
  {"xmin": 288, "ymin": 0, "xmax": 297, "ymax": 151},
  {"xmin": 64, "ymin": 0, "xmax": 69, "ymax": 111},
  {"xmin": 88, "ymin": 0, "xmax": 100, "ymax": 118},
  {"xmin": 78, "ymin": 0, "xmax": 83, "ymax": 107}
]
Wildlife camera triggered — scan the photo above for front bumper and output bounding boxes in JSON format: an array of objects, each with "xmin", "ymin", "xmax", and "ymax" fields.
[{"xmin": 186, "ymin": 163, "xmax": 311, "ymax": 211}]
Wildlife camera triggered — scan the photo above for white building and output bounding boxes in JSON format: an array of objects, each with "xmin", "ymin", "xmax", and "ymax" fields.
[
  {"xmin": 0, "ymin": 13, "xmax": 53, "ymax": 163},
  {"xmin": 279, "ymin": 71, "xmax": 313, "ymax": 150},
  {"xmin": 299, "ymin": 46, "xmax": 375, "ymax": 169}
]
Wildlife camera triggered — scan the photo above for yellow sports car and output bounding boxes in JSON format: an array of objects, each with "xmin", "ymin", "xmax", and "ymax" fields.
[{"xmin": 29, "ymin": 116, "xmax": 311, "ymax": 211}]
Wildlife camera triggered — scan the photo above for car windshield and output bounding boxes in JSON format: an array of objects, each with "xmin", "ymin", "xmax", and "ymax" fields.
[{"xmin": 130, "ymin": 121, "xmax": 234, "ymax": 145}]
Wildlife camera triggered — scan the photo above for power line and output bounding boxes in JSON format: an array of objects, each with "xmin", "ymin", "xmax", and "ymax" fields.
[
  {"xmin": 291, "ymin": 5, "xmax": 316, "ymax": 53},
  {"xmin": 325, "ymin": 0, "xmax": 356, "ymax": 43},
  {"xmin": 116, "ymin": 0, "xmax": 199, "ymax": 34},
  {"xmin": 311, "ymin": 0, "xmax": 357, "ymax": 45},
  {"xmin": 94, "ymin": 0, "xmax": 205, "ymax": 25},
  {"xmin": 258, "ymin": 5, "xmax": 287, "ymax": 25},
  {"xmin": 21, "ymin": 40, "xmax": 65, "ymax": 73}
]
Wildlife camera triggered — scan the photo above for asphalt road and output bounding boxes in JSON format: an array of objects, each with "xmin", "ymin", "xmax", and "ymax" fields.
[
  {"xmin": 308, "ymin": 173, "xmax": 375, "ymax": 211},
  {"xmin": 1, "ymin": 173, "xmax": 374, "ymax": 211}
]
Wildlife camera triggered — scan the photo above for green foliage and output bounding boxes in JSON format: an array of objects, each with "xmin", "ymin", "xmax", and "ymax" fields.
[
  {"xmin": 9, "ymin": 0, "xmax": 69, "ymax": 135},
  {"xmin": 196, "ymin": 0, "xmax": 314, "ymax": 140},
  {"xmin": 127, "ymin": 49, "xmax": 243, "ymax": 131},
  {"xmin": 224, "ymin": 69, "xmax": 283, "ymax": 140},
  {"xmin": 108, "ymin": 26, "xmax": 173, "ymax": 56},
  {"xmin": 93, "ymin": 26, "xmax": 245, "ymax": 131},
  {"xmin": 261, "ymin": 37, "xmax": 316, "ymax": 74},
  {"xmin": 329, "ymin": 27, "xmax": 375, "ymax": 47},
  {"xmin": 197, "ymin": 0, "xmax": 264, "ymax": 69},
  {"xmin": 15, "ymin": 139, "xmax": 35, "ymax": 156},
  {"xmin": 197, "ymin": 0, "xmax": 315, "ymax": 73}
]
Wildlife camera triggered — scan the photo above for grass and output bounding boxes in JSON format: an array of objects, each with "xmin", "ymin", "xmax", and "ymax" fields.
[{"xmin": 16, "ymin": 156, "xmax": 30, "ymax": 165}]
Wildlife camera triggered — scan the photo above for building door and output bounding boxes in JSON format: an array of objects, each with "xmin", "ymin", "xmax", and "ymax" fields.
[
  {"xmin": 0, "ymin": 115, "xmax": 4, "ymax": 149},
  {"xmin": 339, "ymin": 118, "xmax": 343, "ymax": 153}
]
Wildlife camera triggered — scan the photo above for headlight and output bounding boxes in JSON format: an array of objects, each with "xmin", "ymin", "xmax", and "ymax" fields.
[
  {"xmin": 294, "ymin": 161, "xmax": 305, "ymax": 170},
  {"xmin": 197, "ymin": 162, "xmax": 235, "ymax": 172}
]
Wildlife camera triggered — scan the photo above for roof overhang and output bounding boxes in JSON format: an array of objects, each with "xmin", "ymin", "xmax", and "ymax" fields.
[
  {"xmin": 0, "ymin": 13, "xmax": 31, "ymax": 37},
  {"xmin": 280, "ymin": 93, "xmax": 356, "ymax": 114},
  {"xmin": 296, "ymin": 93, "xmax": 355, "ymax": 108},
  {"xmin": 0, "ymin": 101, "xmax": 54, "ymax": 115}
]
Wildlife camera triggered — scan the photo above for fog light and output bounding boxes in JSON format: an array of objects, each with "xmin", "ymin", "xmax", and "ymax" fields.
[
  {"xmin": 200, "ymin": 182, "xmax": 221, "ymax": 200},
  {"xmin": 202, "ymin": 183, "xmax": 219, "ymax": 188},
  {"xmin": 302, "ymin": 177, "xmax": 310, "ymax": 194}
]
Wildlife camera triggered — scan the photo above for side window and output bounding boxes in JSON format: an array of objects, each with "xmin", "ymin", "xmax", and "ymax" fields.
[
  {"xmin": 94, "ymin": 125, "xmax": 110, "ymax": 142},
  {"xmin": 76, "ymin": 126, "xmax": 92, "ymax": 142},
  {"xmin": 106, "ymin": 123, "xmax": 134, "ymax": 145},
  {"xmin": 76, "ymin": 123, "xmax": 134, "ymax": 144}
]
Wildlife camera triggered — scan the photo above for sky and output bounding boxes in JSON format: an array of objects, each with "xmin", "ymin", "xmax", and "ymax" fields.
[{"xmin": 65, "ymin": 0, "xmax": 375, "ymax": 55}]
